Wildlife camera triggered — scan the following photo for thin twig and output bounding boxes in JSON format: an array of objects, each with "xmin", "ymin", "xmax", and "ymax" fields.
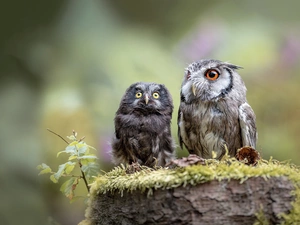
[
  {"xmin": 47, "ymin": 128, "xmax": 69, "ymax": 144},
  {"xmin": 78, "ymin": 136, "xmax": 86, "ymax": 142},
  {"xmin": 79, "ymin": 161, "xmax": 90, "ymax": 192}
]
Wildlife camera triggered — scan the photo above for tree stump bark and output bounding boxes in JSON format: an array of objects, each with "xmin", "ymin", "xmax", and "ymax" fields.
[{"xmin": 87, "ymin": 176, "xmax": 294, "ymax": 225}]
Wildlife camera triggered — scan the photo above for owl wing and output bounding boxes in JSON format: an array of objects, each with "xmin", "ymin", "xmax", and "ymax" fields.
[
  {"xmin": 238, "ymin": 102, "xmax": 257, "ymax": 148},
  {"xmin": 177, "ymin": 107, "xmax": 184, "ymax": 149}
]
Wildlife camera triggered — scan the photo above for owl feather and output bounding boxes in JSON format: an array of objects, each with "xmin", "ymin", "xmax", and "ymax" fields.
[
  {"xmin": 112, "ymin": 82, "xmax": 175, "ymax": 167},
  {"xmin": 178, "ymin": 59, "xmax": 257, "ymax": 159}
]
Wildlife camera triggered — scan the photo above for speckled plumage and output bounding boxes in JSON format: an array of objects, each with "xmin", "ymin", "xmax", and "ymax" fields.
[
  {"xmin": 112, "ymin": 82, "xmax": 175, "ymax": 167},
  {"xmin": 178, "ymin": 59, "xmax": 257, "ymax": 159}
]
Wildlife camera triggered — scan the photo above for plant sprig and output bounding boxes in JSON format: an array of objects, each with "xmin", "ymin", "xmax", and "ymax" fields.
[{"xmin": 37, "ymin": 129, "xmax": 99, "ymax": 201}]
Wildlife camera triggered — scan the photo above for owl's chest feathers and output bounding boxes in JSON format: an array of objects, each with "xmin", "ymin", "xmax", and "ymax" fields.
[
  {"xmin": 180, "ymin": 100, "xmax": 241, "ymax": 157},
  {"xmin": 117, "ymin": 113, "xmax": 171, "ymax": 163},
  {"xmin": 184, "ymin": 100, "xmax": 239, "ymax": 123},
  {"xmin": 121, "ymin": 113, "xmax": 170, "ymax": 134}
]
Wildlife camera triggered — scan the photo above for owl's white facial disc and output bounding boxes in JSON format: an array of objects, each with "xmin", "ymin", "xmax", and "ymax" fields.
[
  {"xmin": 181, "ymin": 60, "xmax": 235, "ymax": 103},
  {"xmin": 206, "ymin": 68, "xmax": 232, "ymax": 98}
]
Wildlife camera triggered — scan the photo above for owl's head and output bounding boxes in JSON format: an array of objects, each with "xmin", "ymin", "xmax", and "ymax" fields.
[
  {"xmin": 118, "ymin": 82, "xmax": 173, "ymax": 115},
  {"xmin": 181, "ymin": 59, "xmax": 246, "ymax": 103}
]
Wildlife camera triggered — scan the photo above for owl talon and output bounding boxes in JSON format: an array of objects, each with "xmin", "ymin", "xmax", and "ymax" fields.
[{"xmin": 125, "ymin": 162, "xmax": 142, "ymax": 174}]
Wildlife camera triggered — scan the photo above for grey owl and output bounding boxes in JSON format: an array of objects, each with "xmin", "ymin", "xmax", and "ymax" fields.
[
  {"xmin": 178, "ymin": 59, "xmax": 257, "ymax": 159},
  {"xmin": 112, "ymin": 82, "xmax": 176, "ymax": 167}
]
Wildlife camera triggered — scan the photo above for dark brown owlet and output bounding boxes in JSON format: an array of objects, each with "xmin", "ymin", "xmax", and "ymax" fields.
[
  {"xmin": 112, "ymin": 82, "xmax": 176, "ymax": 167},
  {"xmin": 178, "ymin": 59, "xmax": 257, "ymax": 159}
]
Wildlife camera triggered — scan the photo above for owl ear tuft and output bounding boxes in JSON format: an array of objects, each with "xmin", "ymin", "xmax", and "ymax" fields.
[{"xmin": 224, "ymin": 63, "xmax": 243, "ymax": 70}]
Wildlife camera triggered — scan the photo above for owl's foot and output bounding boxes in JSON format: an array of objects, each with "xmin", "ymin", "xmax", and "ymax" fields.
[{"xmin": 125, "ymin": 162, "xmax": 143, "ymax": 174}]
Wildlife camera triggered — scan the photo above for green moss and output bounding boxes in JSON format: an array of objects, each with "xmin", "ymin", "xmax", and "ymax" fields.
[
  {"xmin": 254, "ymin": 206, "xmax": 270, "ymax": 225},
  {"xmin": 280, "ymin": 188, "xmax": 300, "ymax": 224},
  {"xmin": 83, "ymin": 158, "xmax": 300, "ymax": 224}
]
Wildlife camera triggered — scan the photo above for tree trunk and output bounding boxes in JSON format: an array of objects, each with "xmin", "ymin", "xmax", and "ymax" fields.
[{"xmin": 87, "ymin": 176, "xmax": 294, "ymax": 225}]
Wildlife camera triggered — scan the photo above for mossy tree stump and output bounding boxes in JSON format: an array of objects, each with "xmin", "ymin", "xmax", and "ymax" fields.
[{"xmin": 80, "ymin": 160, "xmax": 300, "ymax": 225}]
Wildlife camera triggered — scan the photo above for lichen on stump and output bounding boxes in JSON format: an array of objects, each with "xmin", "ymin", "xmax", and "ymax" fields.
[{"xmin": 80, "ymin": 159, "xmax": 300, "ymax": 225}]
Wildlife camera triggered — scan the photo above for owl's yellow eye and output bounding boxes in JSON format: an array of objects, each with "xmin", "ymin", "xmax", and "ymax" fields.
[
  {"xmin": 135, "ymin": 92, "xmax": 142, "ymax": 98},
  {"xmin": 152, "ymin": 92, "xmax": 159, "ymax": 99}
]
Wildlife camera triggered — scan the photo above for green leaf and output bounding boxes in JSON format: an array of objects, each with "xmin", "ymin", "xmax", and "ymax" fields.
[
  {"xmin": 53, "ymin": 164, "xmax": 66, "ymax": 181},
  {"xmin": 56, "ymin": 151, "xmax": 63, "ymax": 157},
  {"xmin": 80, "ymin": 156, "xmax": 98, "ymax": 166},
  {"xmin": 65, "ymin": 163, "xmax": 75, "ymax": 175},
  {"xmin": 60, "ymin": 177, "xmax": 77, "ymax": 200},
  {"xmin": 37, "ymin": 163, "xmax": 52, "ymax": 175},
  {"xmin": 57, "ymin": 145, "xmax": 77, "ymax": 157},
  {"xmin": 36, "ymin": 163, "xmax": 44, "ymax": 170},
  {"xmin": 69, "ymin": 141, "xmax": 78, "ymax": 146},
  {"xmin": 87, "ymin": 145, "xmax": 96, "ymax": 151},
  {"xmin": 53, "ymin": 162, "xmax": 76, "ymax": 181},
  {"xmin": 50, "ymin": 174, "xmax": 58, "ymax": 183},
  {"xmin": 81, "ymin": 162, "xmax": 99, "ymax": 178},
  {"xmin": 67, "ymin": 135, "xmax": 77, "ymax": 141},
  {"xmin": 68, "ymin": 155, "xmax": 78, "ymax": 161},
  {"xmin": 78, "ymin": 155, "xmax": 98, "ymax": 160},
  {"xmin": 39, "ymin": 167, "xmax": 52, "ymax": 175},
  {"xmin": 77, "ymin": 143, "xmax": 88, "ymax": 156},
  {"xmin": 36, "ymin": 163, "xmax": 50, "ymax": 170}
]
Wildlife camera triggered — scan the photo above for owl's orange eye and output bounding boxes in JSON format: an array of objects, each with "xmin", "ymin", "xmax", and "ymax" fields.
[
  {"xmin": 205, "ymin": 69, "xmax": 220, "ymax": 81},
  {"xmin": 135, "ymin": 92, "xmax": 142, "ymax": 98}
]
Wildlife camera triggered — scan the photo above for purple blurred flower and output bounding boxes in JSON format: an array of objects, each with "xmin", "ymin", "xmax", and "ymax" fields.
[
  {"xmin": 280, "ymin": 33, "xmax": 300, "ymax": 68},
  {"xmin": 178, "ymin": 22, "xmax": 226, "ymax": 62},
  {"xmin": 98, "ymin": 135, "xmax": 113, "ymax": 163}
]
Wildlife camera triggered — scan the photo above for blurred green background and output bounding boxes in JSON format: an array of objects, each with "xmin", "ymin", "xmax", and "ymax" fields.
[{"xmin": 1, "ymin": 0, "xmax": 300, "ymax": 224}]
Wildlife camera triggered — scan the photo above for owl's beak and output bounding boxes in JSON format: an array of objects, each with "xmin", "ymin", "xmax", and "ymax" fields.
[
  {"xmin": 145, "ymin": 94, "xmax": 149, "ymax": 104},
  {"xmin": 192, "ymin": 84, "xmax": 196, "ymax": 96}
]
